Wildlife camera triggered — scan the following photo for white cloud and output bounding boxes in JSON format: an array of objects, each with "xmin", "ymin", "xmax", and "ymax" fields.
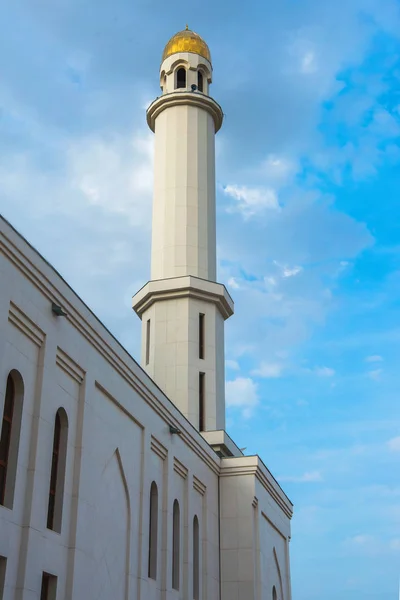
[
  {"xmin": 225, "ymin": 377, "xmax": 259, "ymax": 418},
  {"xmin": 261, "ymin": 154, "xmax": 298, "ymax": 186},
  {"xmin": 366, "ymin": 355, "xmax": 383, "ymax": 363},
  {"xmin": 314, "ymin": 366, "xmax": 335, "ymax": 377},
  {"xmin": 0, "ymin": 129, "xmax": 154, "ymax": 228},
  {"xmin": 227, "ymin": 276, "xmax": 240, "ymax": 290},
  {"xmin": 287, "ymin": 34, "xmax": 319, "ymax": 77},
  {"xmin": 223, "ymin": 184, "xmax": 280, "ymax": 218},
  {"xmin": 251, "ymin": 362, "xmax": 284, "ymax": 378},
  {"xmin": 219, "ymin": 179, "xmax": 373, "ymax": 368},
  {"xmin": 0, "ymin": 125, "xmax": 155, "ymax": 358},
  {"xmin": 301, "ymin": 51, "xmax": 318, "ymax": 74},
  {"xmin": 273, "ymin": 261, "xmax": 303, "ymax": 278},
  {"xmin": 278, "ymin": 470, "xmax": 323, "ymax": 483},
  {"xmin": 389, "ymin": 539, "xmax": 400, "ymax": 550},
  {"xmin": 368, "ymin": 369, "xmax": 383, "ymax": 381},
  {"xmin": 264, "ymin": 276, "xmax": 277, "ymax": 286},
  {"xmin": 282, "ymin": 265, "xmax": 303, "ymax": 278},
  {"xmin": 348, "ymin": 534, "xmax": 375, "ymax": 546},
  {"xmin": 68, "ymin": 131, "xmax": 153, "ymax": 225},
  {"xmin": 225, "ymin": 359, "xmax": 240, "ymax": 371},
  {"xmin": 344, "ymin": 534, "xmax": 400, "ymax": 556},
  {"xmin": 387, "ymin": 436, "xmax": 400, "ymax": 452},
  {"xmin": 296, "ymin": 399, "xmax": 309, "ymax": 407}
]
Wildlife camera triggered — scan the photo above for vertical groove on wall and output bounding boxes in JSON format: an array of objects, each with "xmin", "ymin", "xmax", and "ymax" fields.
[
  {"xmin": 15, "ymin": 338, "xmax": 47, "ymax": 600},
  {"xmin": 203, "ymin": 485, "xmax": 208, "ymax": 600},
  {"xmin": 114, "ymin": 448, "xmax": 131, "ymax": 600},
  {"xmin": 253, "ymin": 499, "xmax": 261, "ymax": 600},
  {"xmin": 182, "ymin": 472, "xmax": 189, "ymax": 598},
  {"xmin": 160, "ymin": 451, "xmax": 170, "ymax": 600},
  {"xmin": 136, "ymin": 428, "xmax": 146, "ymax": 600},
  {"xmin": 285, "ymin": 540, "xmax": 292, "ymax": 600},
  {"xmin": 65, "ymin": 373, "xmax": 87, "ymax": 600}
]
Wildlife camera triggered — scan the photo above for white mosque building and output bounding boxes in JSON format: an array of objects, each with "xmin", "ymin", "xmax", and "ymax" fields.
[{"xmin": 0, "ymin": 28, "xmax": 293, "ymax": 600}]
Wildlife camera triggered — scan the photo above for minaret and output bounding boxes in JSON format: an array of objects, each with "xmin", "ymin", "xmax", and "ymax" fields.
[{"xmin": 132, "ymin": 27, "xmax": 233, "ymax": 432}]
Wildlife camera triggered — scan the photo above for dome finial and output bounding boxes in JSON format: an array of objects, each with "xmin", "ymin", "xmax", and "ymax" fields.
[{"xmin": 185, "ymin": 23, "xmax": 189, "ymax": 30}]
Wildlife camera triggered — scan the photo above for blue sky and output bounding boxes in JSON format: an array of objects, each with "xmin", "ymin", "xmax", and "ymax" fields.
[{"xmin": 1, "ymin": 0, "xmax": 400, "ymax": 598}]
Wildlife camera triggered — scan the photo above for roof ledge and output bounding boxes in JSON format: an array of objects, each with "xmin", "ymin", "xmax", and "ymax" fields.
[
  {"xmin": 201, "ymin": 429, "xmax": 243, "ymax": 458},
  {"xmin": 132, "ymin": 276, "xmax": 234, "ymax": 320}
]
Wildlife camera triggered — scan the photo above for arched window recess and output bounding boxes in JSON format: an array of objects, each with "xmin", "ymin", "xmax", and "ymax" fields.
[
  {"xmin": 176, "ymin": 67, "xmax": 186, "ymax": 89},
  {"xmin": 197, "ymin": 71, "xmax": 204, "ymax": 93},
  {"xmin": 0, "ymin": 370, "xmax": 24, "ymax": 509},
  {"xmin": 193, "ymin": 515, "xmax": 200, "ymax": 600},
  {"xmin": 47, "ymin": 408, "xmax": 68, "ymax": 532},
  {"xmin": 160, "ymin": 71, "xmax": 166, "ymax": 92},
  {"xmin": 172, "ymin": 499, "xmax": 180, "ymax": 590},
  {"xmin": 148, "ymin": 481, "xmax": 158, "ymax": 579}
]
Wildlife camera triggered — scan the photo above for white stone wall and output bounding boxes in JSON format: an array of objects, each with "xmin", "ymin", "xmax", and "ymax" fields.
[
  {"xmin": 219, "ymin": 457, "xmax": 292, "ymax": 600},
  {"xmin": 256, "ymin": 480, "xmax": 292, "ymax": 600},
  {"xmin": 0, "ymin": 218, "xmax": 221, "ymax": 600},
  {"xmin": 0, "ymin": 216, "xmax": 292, "ymax": 600}
]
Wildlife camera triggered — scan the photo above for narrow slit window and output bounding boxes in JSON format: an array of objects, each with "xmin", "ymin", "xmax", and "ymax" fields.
[
  {"xmin": 0, "ymin": 371, "xmax": 23, "ymax": 509},
  {"xmin": 40, "ymin": 572, "xmax": 57, "ymax": 600},
  {"xmin": 0, "ymin": 556, "xmax": 7, "ymax": 599},
  {"xmin": 148, "ymin": 481, "xmax": 158, "ymax": 579},
  {"xmin": 0, "ymin": 376, "xmax": 15, "ymax": 505},
  {"xmin": 172, "ymin": 500, "xmax": 180, "ymax": 590},
  {"xmin": 199, "ymin": 373, "xmax": 205, "ymax": 432},
  {"xmin": 193, "ymin": 516, "xmax": 200, "ymax": 600},
  {"xmin": 197, "ymin": 71, "xmax": 203, "ymax": 92},
  {"xmin": 176, "ymin": 68, "xmax": 186, "ymax": 89},
  {"xmin": 199, "ymin": 313, "xmax": 205, "ymax": 359},
  {"xmin": 146, "ymin": 319, "xmax": 151, "ymax": 365},
  {"xmin": 47, "ymin": 409, "xmax": 68, "ymax": 532},
  {"xmin": 272, "ymin": 586, "xmax": 277, "ymax": 600}
]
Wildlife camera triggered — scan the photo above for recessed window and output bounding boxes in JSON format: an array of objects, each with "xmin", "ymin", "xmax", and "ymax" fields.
[
  {"xmin": 0, "ymin": 556, "xmax": 7, "ymax": 599},
  {"xmin": 193, "ymin": 516, "xmax": 200, "ymax": 600},
  {"xmin": 0, "ymin": 371, "xmax": 24, "ymax": 509},
  {"xmin": 199, "ymin": 314, "xmax": 205, "ymax": 359},
  {"xmin": 47, "ymin": 409, "xmax": 68, "ymax": 532},
  {"xmin": 197, "ymin": 71, "xmax": 203, "ymax": 92},
  {"xmin": 40, "ymin": 572, "xmax": 57, "ymax": 600},
  {"xmin": 146, "ymin": 319, "xmax": 151, "ymax": 365},
  {"xmin": 176, "ymin": 68, "xmax": 186, "ymax": 89},
  {"xmin": 148, "ymin": 481, "xmax": 158, "ymax": 579},
  {"xmin": 199, "ymin": 373, "xmax": 205, "ymax": 432},
  {"xmin": 172, "ymin": 499, "xmax": 180, "ymax": 590}
]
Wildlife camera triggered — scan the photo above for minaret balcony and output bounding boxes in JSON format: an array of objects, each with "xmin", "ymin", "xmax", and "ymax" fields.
[{"xmin": 146, "ymin": 91, "xmax": 223, "ymax": 133}]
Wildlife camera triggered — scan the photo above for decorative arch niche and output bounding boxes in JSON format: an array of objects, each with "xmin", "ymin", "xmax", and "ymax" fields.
[
  {"xmin": 92, "ymin": 448, "xmax": 131, "ymax": 600},
  {"xmin": 273, "ymin": 547, "xmax": 284, "ymax": 600}
]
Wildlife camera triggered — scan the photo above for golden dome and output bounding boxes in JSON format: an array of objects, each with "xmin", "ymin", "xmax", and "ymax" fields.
[{"xmin": 162, "ymin": 26, "xmax": 211, "ymax": 63}]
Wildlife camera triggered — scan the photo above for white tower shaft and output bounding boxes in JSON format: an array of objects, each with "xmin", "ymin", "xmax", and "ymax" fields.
[
  {"xmin": 133, "ymin": 41, "xmax": 233, "ymax": 432},
  {"xmin": 151, "ymin": 103, "xmax": 216, "ymax": 281}
]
